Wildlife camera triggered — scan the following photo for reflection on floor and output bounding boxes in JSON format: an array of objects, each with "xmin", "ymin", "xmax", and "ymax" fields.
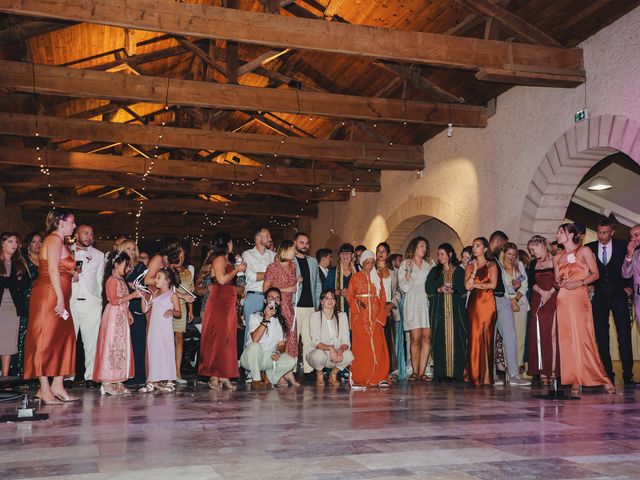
[{"xmin": 1, "ymin": 379, "xmax": 640, "ymax": 480}]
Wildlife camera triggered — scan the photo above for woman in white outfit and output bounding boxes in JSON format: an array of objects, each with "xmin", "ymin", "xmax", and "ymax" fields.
[
  {"xmin": 307, "ymin": 289, "xmax": 353, "ymax": 385},
  {"xmin": 398, "ymin": 236, "xmax": 433, "ymax": 381}
]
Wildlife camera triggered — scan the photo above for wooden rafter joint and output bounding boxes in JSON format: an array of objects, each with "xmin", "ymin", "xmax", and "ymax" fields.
[{"xmin": 0, "ymin": 0, "xmax": 584, "ymax": 88}]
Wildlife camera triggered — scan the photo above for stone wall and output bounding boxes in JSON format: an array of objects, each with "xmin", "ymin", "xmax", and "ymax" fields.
[{"xmin": 310, "ymin": 6, "xmax": 640, "ymax": 251}]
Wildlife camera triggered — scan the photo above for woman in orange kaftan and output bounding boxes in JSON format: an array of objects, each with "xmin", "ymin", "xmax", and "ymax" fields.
[{"xmin": 347, "ymin": 250, "xmax": 390, "ymax": 388}]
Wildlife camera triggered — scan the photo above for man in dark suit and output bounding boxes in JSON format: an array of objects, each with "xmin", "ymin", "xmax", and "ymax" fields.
[
  {"xmin": 315, "ymin": 248, "xmax": 332, "ymax": 287},
  {"xmin": 587, "ymin": 219, "xmax": 635, "ymax": 385}
]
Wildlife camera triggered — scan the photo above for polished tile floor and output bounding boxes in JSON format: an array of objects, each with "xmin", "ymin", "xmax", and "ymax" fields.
[{"xmin": 1, "ymin": 380, "xmax": 640, "ymax": 480}]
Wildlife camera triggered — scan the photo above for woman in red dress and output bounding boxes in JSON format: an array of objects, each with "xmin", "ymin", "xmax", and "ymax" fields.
[
  {"xmin": 24, "ymin": 209, "xmax": 79, "ymax": 404},
  {"xmin": 347, "ymin": 250, "xmax": 389, "ymax": 388},
  {"xmin": 199, "ymin": 232, "xmax": 246, "ymax": 390},
  {"xmin": 263, "ymin": 240, "xmax": 302, "ymax": 363}
]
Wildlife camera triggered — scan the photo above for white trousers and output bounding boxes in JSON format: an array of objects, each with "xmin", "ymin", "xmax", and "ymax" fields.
[
  {"xmin": 71, "ymin": 299, "xmax": 102, "ymax": 381},
  {"xmin": 239, "ymin": 343, "xmax": 296, "ymax": 384},
  {"xmin": 307, "ymin": 349, "xmax": 354, "ymax": 371},
  {"xmin": 295, "ymin": 307, "xmax": 315, "ymax": 373}
]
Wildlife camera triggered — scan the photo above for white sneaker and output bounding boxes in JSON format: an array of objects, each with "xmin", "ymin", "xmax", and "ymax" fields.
[
  {"xmin": 175, "ymin": 378, "xmax": 188, "ymax": 385},
  {"xmin": 509, "ymin": 376, "xmax": 531, "ymax": 386}
]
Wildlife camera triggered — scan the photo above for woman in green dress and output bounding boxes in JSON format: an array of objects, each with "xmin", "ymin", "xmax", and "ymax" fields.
[
  {"xmin": 11, "ymin": 232, "xmax": 42, "ymax": 377},
  {"xmin": 425, "ymin": 243, "xmax": 467, "ymax": 382}
]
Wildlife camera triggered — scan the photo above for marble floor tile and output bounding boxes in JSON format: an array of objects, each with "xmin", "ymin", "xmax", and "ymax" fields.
[{"xmin": 1, "ymin": 382, "xmax": 639, "ymax": 480}]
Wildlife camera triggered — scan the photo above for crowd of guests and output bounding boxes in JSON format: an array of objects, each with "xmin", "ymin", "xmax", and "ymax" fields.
[{"xmin": 1, "ymin": 208, "xmax": 639, "ymax": 403}]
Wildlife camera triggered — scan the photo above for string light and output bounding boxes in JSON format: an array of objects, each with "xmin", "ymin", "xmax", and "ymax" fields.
[{"xmin": 31, "ymin": 63, "xmax": 54, "ymax": 207}]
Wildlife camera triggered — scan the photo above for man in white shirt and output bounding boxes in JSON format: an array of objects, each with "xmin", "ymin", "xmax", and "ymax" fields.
[
  {"xmin": 70, "ymin": 224, "xmax": 105, "ymax": 386},
  {"xmin": 242, "ymin": 227, "xmax": 276, "ymax": 344},
  {"xmin": 239, "ymin": 288, "xmax": 296, "ymax": 388}
]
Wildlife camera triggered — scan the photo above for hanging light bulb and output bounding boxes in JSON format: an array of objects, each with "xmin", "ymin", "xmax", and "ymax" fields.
[
  {"xmin": 351, "ymin": 187, "xmax": 357, "ymax": 198},
  {"xmin": 447, "ymin": 123, "xmax": 454, "ymax": 137}
]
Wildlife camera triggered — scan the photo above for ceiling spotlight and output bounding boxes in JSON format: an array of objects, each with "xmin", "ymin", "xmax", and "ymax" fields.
[{"xmin": 587, "ymin": 176, "xmax": 612, "ymax": 191}]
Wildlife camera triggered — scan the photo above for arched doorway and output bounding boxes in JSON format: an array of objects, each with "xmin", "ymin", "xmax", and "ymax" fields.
[
  {"xmin": 381, "ymin": 195, "xmax": 468, "ymax": 255},
  {"xmin": 518, "ymin": 114, "xmax": 640, "ymax": 244}
]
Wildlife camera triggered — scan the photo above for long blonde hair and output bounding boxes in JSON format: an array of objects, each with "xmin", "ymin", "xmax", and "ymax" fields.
[{"xmin": 115, "ymin": 238, "xmax": 139, "ymax": 265}]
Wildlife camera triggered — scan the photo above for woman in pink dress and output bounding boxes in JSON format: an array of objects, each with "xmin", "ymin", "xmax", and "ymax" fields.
[
  {"xmin": 140, "ymin": 268, "xmax": 181, "ymax": 393},
  {"xmin": 93, "ymin": 251, "xmax": 141, "ymax": 395},
  {"xmin": 554, "ymin": 223, "xmax": 615, "ymax": 395},
  {"xmin": 264, "ymin": 240, "xmax": 302, "ymax": 363}
]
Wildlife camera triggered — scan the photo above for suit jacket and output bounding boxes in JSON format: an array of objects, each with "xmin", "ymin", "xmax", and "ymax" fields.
[
  {"xmin": 622, "ymin": 249, "xmax": 640, "ymax": 320},
  {"xmin": 0, "ymin": 262, "xmax": 29, "ymax": 316},
  {"xmin": 294, "ymin": 255, "xmax": 322, "ymax": 309},
  {"xmin": 586, "ymin": 239, "xmax": 632, "ymax": 297},
  {"xmin": 70, "ymin": 244, "xmax": 105, "ymax": 305}
]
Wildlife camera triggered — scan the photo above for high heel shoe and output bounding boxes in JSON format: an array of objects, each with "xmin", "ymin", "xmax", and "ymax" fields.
[
  {"xmin": 100, "ymin": 384, "xmax": 117, "ymax": 396},
  {"xmin": 604, "ymin": 382, "xmax": 616, "ymax": 394},
  {"xmin": 51, "ymin": 391, "xmax": 79, "ymax": 402},
  {"xmin": 570, "ymin": 384, "xmax": 582, "ymax": 396},
  {"xmin": 208, "ymin": 378, "xmax": 221, "ymax": 390},
  {"xmin": 35, "ymin": 392, "xmax": 63, "ymax": 405},
  {"xmin": 220, "ymin": 379, "xmax": 237, "ymax": 391}
]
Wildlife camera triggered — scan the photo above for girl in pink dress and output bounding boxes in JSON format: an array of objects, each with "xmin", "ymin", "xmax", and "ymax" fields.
[
  {"xmin": 264, "ymin": 240, "xmax": 302, "ymax": 363},
  {"xmin": 93, "ymin": 252, "xmax": 141, "ymax": 395},
  {"xmin": 140, "ymin": 268, "xmax": 181, "ymax": 394}
]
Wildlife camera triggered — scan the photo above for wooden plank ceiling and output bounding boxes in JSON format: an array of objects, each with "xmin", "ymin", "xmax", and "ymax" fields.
[{"xmin": 0, "ymin": 0, "xmax": 637, "ymax": 243}]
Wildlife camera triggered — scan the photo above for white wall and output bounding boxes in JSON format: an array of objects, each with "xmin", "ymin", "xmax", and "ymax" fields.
[{"xmin": 310, "ymin": 6, "xmax": 640, "ymax": 251}]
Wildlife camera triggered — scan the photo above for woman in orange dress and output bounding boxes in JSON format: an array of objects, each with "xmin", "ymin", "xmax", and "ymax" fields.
[
  {"xmin": 347, "ymin": 250, "xmax": 389, "ymax": 388},
  {"xmin": 464, "ymin": 237, "xmax": 498, "ymax": 387},
  {"xmin": 24, "ymin": 209, "xmax": 79, "ymax": 405},
  {"xmin": 554, "ymin": 223, "xmax": 615, "ymax": 395}
]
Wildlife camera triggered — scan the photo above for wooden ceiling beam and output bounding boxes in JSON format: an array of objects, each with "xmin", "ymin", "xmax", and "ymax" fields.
[
  {"xmin": 15, "ymin": 194, "xmax": 317, "ymax": 218},
  {"xmin": 0, "ymin": 0, "xmax": 584, "ymax": 86},
  {"xmin": 1, "ymin": 169, "xmax": 351, "ymax": 201},
  {"xmin": 452, "ymin": 0, "xmax": 563, "ymax": 47},
  {"xmin": 0, "ymin": 145, "xmax": 381, "ymax": 190},
  {"xmin": 0, "ymin": 60, "xmax": 487, "ymax": 127},
  {"xmin": 0, "ymin": 112, "xmax": 424, "ymax": 169}
]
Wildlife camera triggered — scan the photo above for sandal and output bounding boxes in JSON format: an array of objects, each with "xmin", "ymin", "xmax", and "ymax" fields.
[
  {"xmin": 570, "ymin": 384, "xmax": 582, "ymax": 396},
  {"xmin": 419, "ymin": 374, "xmax": 432, "ymax": 382},
  {"xmin": 220, "ymin": 379, "xmax": 237, "ymax": 391},
  {"xmin": 208, "ymin": 378, "xmax": 221, "ymax": 390},
  {"xmin": 139, "ymin": 382, "xmax": 155, "ymax": 393},
  {"xmin": 408, "ymin": 373, "xmax": 418, "ymax": 382},
  {"xmin": 604, "ymin": 382, "xmax": 616, "ymax": 395}
]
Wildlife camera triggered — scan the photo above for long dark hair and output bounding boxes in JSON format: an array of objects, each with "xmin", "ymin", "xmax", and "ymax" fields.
[
  {"xmin": 157, "ymin": 267, "xmax": 178, "ymax": 289},
  {"xmin": 433, "ymin": 242, "xmax": 459, "ymax": 276},
  {"xmin": 405, "ymin": 236, "xmax": 429, "ymax": 260},
  {"xmin": 45, "ymin": 208, "xmax": 73, "ymax": 236},
  {"xmin": 376, "ymin": 241, "xmax": 391, "ymax": 269},
  {"xmin": 319, "ymin": 288, "xmax": 340, "ymax": 338},
  {"xmin": 264, "ymin": 287, "xmax": 288, "ymax": 336},
  {"xmin": 102, "ymin": 251, "xmax": 130, "ymax": 309},
  {"xmin": 559, "ymin": 223, "xmax": 581, "ymax": 245},
  {"xmin": 161, "ymin": 237, "xmax": 183, "ymax": 265},
  {"xmin": 211, "ymin": 232, "xmax": 232, "ymax": 259},
  {"xmin": 0, "ymin": 232, "xmax": 28, "ymax": 278},
  {"xmin": 22, "ymin": 231, "xmax": 43, "ymax": 257}
]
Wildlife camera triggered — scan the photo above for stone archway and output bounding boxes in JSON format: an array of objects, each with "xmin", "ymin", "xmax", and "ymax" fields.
[
  {"xmin": 383, "ymin": 195, "xmax": 465, "ymax": 253},
  {"xmin": 518, "ymin": 114, "xmax": 640, "ymax": 245}
]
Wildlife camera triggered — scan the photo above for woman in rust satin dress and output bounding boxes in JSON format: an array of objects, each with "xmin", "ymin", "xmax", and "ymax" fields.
[
  {"xmin": 554, "ymin": 223, "xmax": 615, "ymax": 395},
  {"xmin": 24, "ymin": 209, "xmax": 78, "ymax": 405},
  {"xmin": 199, "ymin": 232, "xmax": 246, "ymax": 390},
  {"xmin": 347, "ymin": 250, "xmax": 389, "ymax": 388},
  {"xmin": 464, "ymin": 237, "xmax": 498, "ymax": 387}
]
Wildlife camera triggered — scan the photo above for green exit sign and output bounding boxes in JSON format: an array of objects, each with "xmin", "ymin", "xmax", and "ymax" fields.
[{"xmin": 575, "ymin": 108, "xmax": 588, "ymax": 123}]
